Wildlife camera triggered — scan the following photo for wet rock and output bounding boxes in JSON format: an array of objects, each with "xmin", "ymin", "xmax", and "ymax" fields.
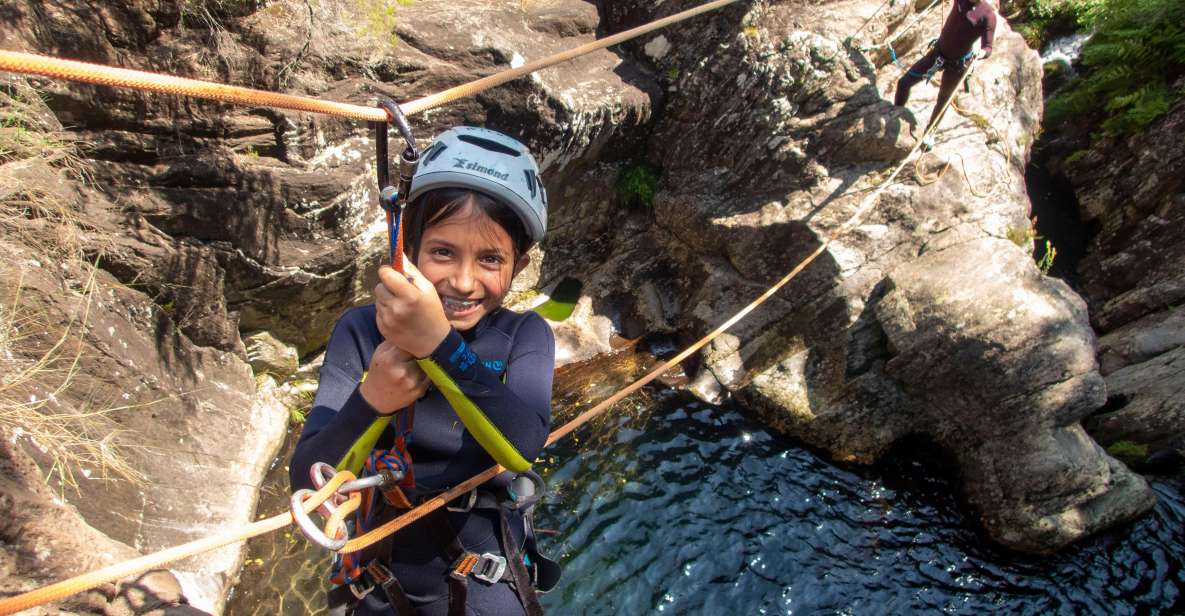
[
  {"xmin": 1087, "ymin": 347, "xmax": 1185, "ymax": 455},
  {"xmin": 1, "ymin": 0, "xmax": 657, "ymax": 609}
]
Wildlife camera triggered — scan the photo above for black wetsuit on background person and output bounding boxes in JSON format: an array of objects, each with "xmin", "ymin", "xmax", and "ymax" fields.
[
  {"xmin": 290, "ymin": 305, "xmax": 554, "ymax": 615},
  {"xmin": 895, "ymin": 0, "xmax": 998, "ymax": 131}
]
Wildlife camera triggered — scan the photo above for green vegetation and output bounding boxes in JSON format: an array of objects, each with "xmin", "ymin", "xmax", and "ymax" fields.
[
  {"xmin": 1036, "ymin": 239, "xmax": 1058, "ymax": 275},
  {"xmin": 1006, "ymin": 222, "xmax": 1039, "ymax": 247},
  {"xmin": 352, "ymin": 0, "xmax": 416, "ymax": 48},
  {"xmin": 533, "ymin": 278, "xmax": 583, "ymax": 322},
  {"xmin": 1106, "ymin": 440, "xmax": 1149, "ymax": 460},
  {"xmin": 1047, "ymin": 0, "xmax": 1185, "ymax": 137},
  {"xmin": 286, "ymin": 380, "xmax": 318, "ymax": 425},
  {"xmin": 614, "ymin": 162, "xmax": 662, "ymax": 210},
  {"xmin": 1013, "ymin": 0, "xmax": 1104, "ymax": 47},
  {"xmin": 1063, "ymin": 149, "xmax": 1090, "ymax": 165}
]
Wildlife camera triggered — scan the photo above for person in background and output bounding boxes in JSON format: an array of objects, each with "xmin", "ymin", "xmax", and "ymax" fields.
[{"xmin": 894, "ymin": 0, "xmax": 997, "ymax": 150}]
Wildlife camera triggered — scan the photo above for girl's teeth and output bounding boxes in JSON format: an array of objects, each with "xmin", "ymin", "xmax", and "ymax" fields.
[{"xmin": 445, "ymin": 297, "xmax": 477, "ymax": 309}]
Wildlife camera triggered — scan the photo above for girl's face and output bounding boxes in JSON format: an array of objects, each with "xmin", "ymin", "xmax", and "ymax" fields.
[{"xmin": 416, "ymin": 200, "xmax": 530, "ymax": 332}]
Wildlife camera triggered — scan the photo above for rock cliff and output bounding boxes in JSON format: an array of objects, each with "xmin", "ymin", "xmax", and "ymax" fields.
[{"xmin": 1044, "ymin": 97, "xmax": 1185, "ymax": 471}]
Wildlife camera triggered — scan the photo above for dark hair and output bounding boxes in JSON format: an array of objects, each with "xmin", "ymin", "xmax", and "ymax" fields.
[{"xmin": 403, "ymin": 187, "xmax": 532, "ymax": 261}]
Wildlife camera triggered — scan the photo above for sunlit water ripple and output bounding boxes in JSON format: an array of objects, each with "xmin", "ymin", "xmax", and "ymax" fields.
[{"xmin": 535, "ymin": 390, "xmax": 1185, "ymax": 615}]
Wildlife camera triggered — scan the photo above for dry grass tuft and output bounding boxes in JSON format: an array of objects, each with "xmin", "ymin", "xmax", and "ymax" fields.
[
  {"xmin": 0, "ymin": 79, "xmax": 145, "ymax": 492},
  {"xmin": 0, "ymin": 79, "xmax": 94, "ymax": 259},
  {"xmin": 0, "ymin": 269, "xmax": 147, "ymax": 492}
]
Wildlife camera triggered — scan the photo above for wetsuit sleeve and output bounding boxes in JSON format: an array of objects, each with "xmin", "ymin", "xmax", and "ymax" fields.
[
  {"xmin": 979, "ymin": 7, "xmax": 997, "ymax": 55},
  {"xmin": 289, "ymin": 310, "xmax": 392, "ymax": 492},
  {"xmin": 416, "ymin": 312, "xmax": 554, "ymax": 473}
]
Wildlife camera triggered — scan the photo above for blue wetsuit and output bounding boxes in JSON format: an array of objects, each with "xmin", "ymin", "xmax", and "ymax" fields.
[{"xmin": 291, "ymin": 306, "xmax": 554, "ymax": 615}]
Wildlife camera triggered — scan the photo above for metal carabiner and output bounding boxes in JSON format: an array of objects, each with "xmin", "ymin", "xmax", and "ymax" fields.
[
  {"xmin": 374, "ymin": 97, "xmax": 419, "ymax": 267},
  {"xmin": 336, "ymin": 472, "xmax": 388, "ymax": 495},
  {"xmin": 309, "ymin": 461, "xmax": 349, "ymax": 510},
  {"xmin": 505, "ymin": 470, "xmax": 547, "ymax": 512},
  {"xmin": 291, "ymin": 488, "xmax": 349, "ymax": 551}
]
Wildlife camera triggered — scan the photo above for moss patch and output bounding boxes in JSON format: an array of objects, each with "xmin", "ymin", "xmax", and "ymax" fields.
[
  {"xmin": 1106, "ymin": 440, "xmax": 1149, "ymax": 461},
  {"xmin": 533, "ymin": 278, "xmax": 583, "ymax": 322}
]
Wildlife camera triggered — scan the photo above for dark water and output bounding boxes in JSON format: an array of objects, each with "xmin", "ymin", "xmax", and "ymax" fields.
[
  {"xmin": 228, "ymin": 389, "xmax": 1185, "ymax": 615},
  {"xmin": 535, "ymin": 390, "xmax": 1185, "ymax": 615}
]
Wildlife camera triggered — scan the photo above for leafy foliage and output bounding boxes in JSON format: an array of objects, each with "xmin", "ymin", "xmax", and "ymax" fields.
[
  {"xmin": 1046, "ymin": 0, "xmax": 1185, "ymax": 136},
  {"xmin": 1012, "ymin": 0, "xmax": 1103, "ymax": 47},
  {"xmin": 614, "ymin": 163, "xmax": 662, "ymax": 210}
]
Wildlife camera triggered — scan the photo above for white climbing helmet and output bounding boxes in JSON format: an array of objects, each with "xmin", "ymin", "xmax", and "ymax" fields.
[{"xmin": 408, "ymin": 126, "xmax": 548, "ymax": 245}]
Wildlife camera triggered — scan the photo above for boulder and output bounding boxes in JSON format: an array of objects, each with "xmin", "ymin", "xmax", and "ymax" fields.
[
  {"xmin": 243, "ymin": 331, "xmax": 301, "ymax": 378},
  {"xmin": 875, "ymin": 238, "xmax": 1154, "ymax": 552}
]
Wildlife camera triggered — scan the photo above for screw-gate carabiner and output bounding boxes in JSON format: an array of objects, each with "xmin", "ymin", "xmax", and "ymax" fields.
[{"xmin": 373, "ymin": 97, "xmax": 420, "ymax": 270}]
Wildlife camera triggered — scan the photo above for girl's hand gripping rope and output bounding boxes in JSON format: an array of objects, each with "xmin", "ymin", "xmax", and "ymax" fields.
[
  {"xmin": 359, "ymin": 341, "xmax": 429, "ymax": 415},
  {"xmin": 374, "ymin": 258, "xmax": 451, "ymax": 359}
]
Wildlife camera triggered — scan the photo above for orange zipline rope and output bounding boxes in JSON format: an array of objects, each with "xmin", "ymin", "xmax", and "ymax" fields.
[
  {"xmin": 0, "ymin": 3, "xmax": 978, "ymax": 613},
  {"xmin": 0, "ymin": 0, "xmax": 740, "ymax": 122}
]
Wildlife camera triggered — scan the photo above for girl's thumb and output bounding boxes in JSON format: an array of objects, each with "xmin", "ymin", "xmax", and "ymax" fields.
[{"xmin": 402, "ymin": 258, "xmax": 437, "ymax": 295}]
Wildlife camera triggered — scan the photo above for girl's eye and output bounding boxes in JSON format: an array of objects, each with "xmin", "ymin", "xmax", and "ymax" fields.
[
  {"xmin": 480, "ymin": 254, "xmax": 505, "ymax": 266},
  {"xmin": 430, "ymin": 247, "xmax": 452, "ymax": 258}
]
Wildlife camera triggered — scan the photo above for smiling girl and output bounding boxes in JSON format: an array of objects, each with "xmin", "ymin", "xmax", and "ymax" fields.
[{"xmin": 290, "ymin": 127, "xmax": 557, "ymax": 615}]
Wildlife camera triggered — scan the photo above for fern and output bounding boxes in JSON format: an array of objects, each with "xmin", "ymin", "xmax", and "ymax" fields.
[{"xmin": 1047, "ymin": 0, "xmax": 1185, "ymax": 137}]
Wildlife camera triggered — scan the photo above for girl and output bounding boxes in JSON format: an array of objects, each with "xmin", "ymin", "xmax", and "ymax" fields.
[{"xmin": 290, "ymin": 126, "xmax": 556, "ymax": 616}]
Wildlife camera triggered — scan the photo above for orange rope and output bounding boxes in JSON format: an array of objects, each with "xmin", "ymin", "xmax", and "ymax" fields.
[
  {"xmin": 0, "ymin": 0, "xmax": 740, "ymax": 122},
  {"xmin": 0, "ymin": 50, "xmax": 388, "ymax": 122},
  {"xmin": 0, "ymin": 471, "xmax": 355, "ymax": 616},
  {"xmin": 0, "ymin": 1, "xmax": 741, "ymax": 612},
  {"xmin": 341, "ymin": 61, "xmax": 981, "ymax": 555},
  {"xmin": 399, "ymin": 0, "xmax": 740, "ymax": 116}
]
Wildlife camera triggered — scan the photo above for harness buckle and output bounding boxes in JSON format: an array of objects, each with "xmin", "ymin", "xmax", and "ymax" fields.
[
  {"xmin": 472, "ymin": 553, "xmax": 508, "ymax": 584},
  {"xmin": 446, "ymin": 489, "xmax": 478, "ymax": 512},
  {"xmin": 450, "ymin": 552, "xmax": 507, "ymax": 584},
  {"xmin": 348, "ymin": 579, "xmax": 374, "ymax": 600}
]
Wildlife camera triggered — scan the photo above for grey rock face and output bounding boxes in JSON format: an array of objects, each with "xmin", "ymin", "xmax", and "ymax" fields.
[
  {"xmin": 1052, "ymin": 100, "xmax": 1185, "ymax": 466},
  {"xmin": 876, "ymin": 238, "xmax": 1154, "ymax": 552},
  {"xmin": 0, "ymin": 0, "xmax": 653, "ymax": 611},
  {"xmin": 0, "ymin": 10, "xmax": 1165, "ymax": 616}
]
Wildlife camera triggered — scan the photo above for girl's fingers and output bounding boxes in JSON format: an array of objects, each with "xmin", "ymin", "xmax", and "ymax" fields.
[
  {"xmin": 377, "ymin": 264, "xmax": 417, "ymax": 300},
  {"xmin": 401, "ymin": 259, "xmax": 438, "ymax": 295}
]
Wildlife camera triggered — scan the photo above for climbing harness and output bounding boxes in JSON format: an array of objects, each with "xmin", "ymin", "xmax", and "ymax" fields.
[
  {"xmin": 320, "ymin": 460, "xmax": 557, "ymax": 616},
  {"xmin": 0, "ymin": 2, "xmax": 992, "ymax": 613},
  {"xmin": 850, "ymin": 0, "xmax": 946, "ymax": 67}
]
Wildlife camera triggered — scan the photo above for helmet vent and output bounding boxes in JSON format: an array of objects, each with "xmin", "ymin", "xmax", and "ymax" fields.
[
  {"xmin": 423, "ymin": 142, "xmax": 448, "ymax": 165},
  {"xmin": 457, "ymin": 134, "xmax": 521, "ymax": 157}
]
